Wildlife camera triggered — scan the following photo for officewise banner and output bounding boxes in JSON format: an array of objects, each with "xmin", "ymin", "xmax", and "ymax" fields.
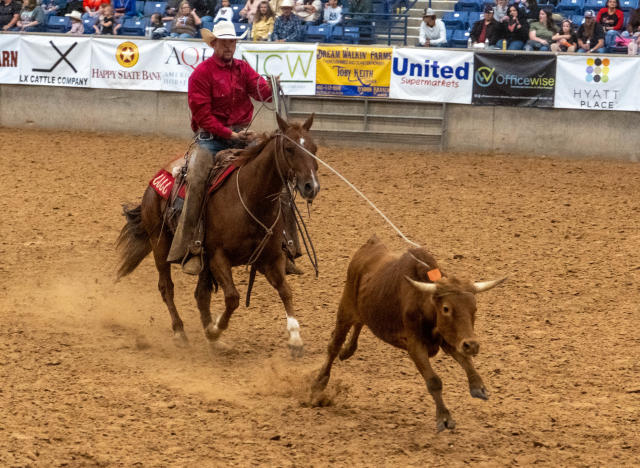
[
  {"xmin": 19, "ymin": 35, "xmax": 91, "ymax": 87},
  {"xmin": 554, "ymin": 55, "xmax": 640, "ymax": 111},
  {"xmin": 472, "ymin": 52, "xmax": 556, "ymax": 107},
  {"xmin": 91, "ymin": 38, "xmax": 163, "ymax": 90},
  {"xmin": 315, "ymin": 45, "xmax": 391, "ymax": 97},
  {"xmin": 161, "ymin": 41, "xmax": 215, "ymax": 92},
  {"xmin": 390, "ymin": 48, "xmax": 473, "ymax": 104},
  {"xmin": 239, "ymin": 43, "xmax": 316, "ymax": 96},
  {"xmin": 0, "ymin": 34, "xmax": 20, "ymax": 84}
]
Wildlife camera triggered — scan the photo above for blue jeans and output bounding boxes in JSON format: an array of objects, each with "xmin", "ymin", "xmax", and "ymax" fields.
[
  {"xmin": 496, "ymin": 39, "xmax": 524, "ymax": 50},
  {"xmin": 170, "ymin": 32, "xmax": 194, "ymax": 38},
  {"xmin": 524, "ymin": 40, "xmax": 550, "ymax": 51},
  {"xmin": 605, "ymin": 29, "xmax": 620, "ymax": 48},
  {"xmin": 577, "ymin": 47, "xmax": 607, "ymax": 53},
  {"xmin": 195, "ymin": 135, "xmax": 233, "ymax": 155}
]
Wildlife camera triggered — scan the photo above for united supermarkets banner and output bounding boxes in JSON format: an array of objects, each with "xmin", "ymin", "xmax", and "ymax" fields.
[
  {"xmin": 161, "ymin": 41, "xmax": 215, "ymax": 92},
  {"xmin": 554, "ymin": 55, "xmax": 640, "ymax": 111},
  {"xmin": 91, "ymin": 38, "xmax": 164, "ymax": 90},
  {"xmin": 390, "ymin": 48, "xmax": 473, "ymax": 104},
  {"xmin": 239, "ymin": 43, "xmax": 317, "ymax": 95},
  {"xmin": 315, "ymin": 45, "xmax": 391, "ymax": 97},
  {"xmin": 20, "ymin": 35, "xmax": 92, "ymax": 87},
  {"xmin": 0, "ymin": 34, "xmax": 20, "ymax": 84}
]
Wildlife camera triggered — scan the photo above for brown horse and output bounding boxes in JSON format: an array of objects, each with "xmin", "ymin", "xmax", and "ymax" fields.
[{"xmin": 116, "ymin": 114, "xmax": 319, "ymax": 356}]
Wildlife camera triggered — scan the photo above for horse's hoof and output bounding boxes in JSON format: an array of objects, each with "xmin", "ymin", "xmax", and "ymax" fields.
[
  {"xmin": 436, "ymin": 412, "xmax": 456, "ymax": 432},
  {"xmin": 173, "ymin": 331, "xmax": 189, "ymax": 347},
  {"xmin": 470, "ymin": 386, "xmax": 489, "ymax": 400},
  {"xmin": 204, "ymin": 323, "xmax": 222, "ymax": 341},
  {"xmin": 288, "ymin": 343, "xmax": 304, "ymax": 358},
  {"xmin": 209, "ymin": 339, "xmax": 232, "ymax": 353}
]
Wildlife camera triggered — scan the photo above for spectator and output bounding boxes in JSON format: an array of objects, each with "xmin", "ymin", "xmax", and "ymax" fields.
[
  {"xmin": 618, "ymin": 6, "xmax": 640, "ymax": 52},
  {"xmin": 348, "ymin": 0, "xmax": 371, "ymax": 15},
  {"xmin": 41, "ymin": 0, "xmax": 67, "ymax": 18},
  {"xmin": 577, "ymin": 9, "xmax": 606, "ymax": 53},
  {"xmin": 112, "ymin": 0, "xmax": 126, "ymax": 16},
  {"xmin": 66, "ymin": 9, "xmax": 85, "ymax": 33},
  {"xmin": 271, "ymin": 0, "xmax": 304, "ymax": 41},
  {"xmin": 84, "ymin": 0, "xmax": 109, "ymax": 17},
  {"xmin": 213, "ymin": 0, "xmax": 233, "ymax": 23},
  {"xmin": 417, "ymin": 8, "xmax": 447, "ymax": 47},
  {"xmin": 165, "ymin": 0, "xmax": 180, "ymax": 17},
  {"xmin": 240, "ymin": 0, "xmax": 260, "ymax": 22},
  {"xmin": 294, "ymin": 0, "xmax": 322, "ymax": 23},
  {"xmin": 170, "ymin": 0, "xmax": 201, "ymax": 37},
  {"xmin": 0, "ymin": 0, "xmax": 19, "ymax": 31},
  {"xmin": 551, "ymin": 18, "xmax": 577, "ymax": 52},
  {"xmin": 494, "ymin": 0, "xmax": 508, "ymax": 22},
  {"xmin": 149, "ymin": 12, "xmax": 170, "ymax": 37},
  {"xmin": 496, "ymin": 4, "xmax": 528, "ymax": 50},
  {"xmin": 323, "ymin": 0, "xmax": 341, "ymax": 25},
  {"xmin": 596, "ymin": 0, "xmax": 624, "ymax": 49},
  {"xmin": 15, "ymin": 0, "xmax": 45, "ymax": 31},
  {"xmin": 252, "ymin": 0, "xmax": 275, "ymax": 39},
  {"xmin": 517, "ymin": 0, "xmax": 539, "ymax": 22},
  {"xmin": 189, "ymin": 0, "xmax": 215, "ymax": 23},
  {"xmin": 524, "ymin": 8, "xmax": 555, "ymax": 51},
  {"xmin": 94, "ymin": 5, "xmax": 121, "ymax": 34},
  {"xmin": 470, "ymin": 5, "xmax": 500, "ymax": 47}
]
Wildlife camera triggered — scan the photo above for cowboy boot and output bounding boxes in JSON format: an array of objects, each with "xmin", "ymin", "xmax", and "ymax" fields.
[{"xmin": 167, "ymin": 146, "xmax": 213, "ymax": 275}]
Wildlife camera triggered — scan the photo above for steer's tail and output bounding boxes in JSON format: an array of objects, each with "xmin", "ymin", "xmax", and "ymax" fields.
[{"xmin": 116, "ymin": 204, "xmax": 152, "ymax": 279}]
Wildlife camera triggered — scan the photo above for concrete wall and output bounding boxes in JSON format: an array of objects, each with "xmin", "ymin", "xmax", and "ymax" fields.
[{"xmin": 1, "ymin": 84, "xmax": 638, "ymax": 161}]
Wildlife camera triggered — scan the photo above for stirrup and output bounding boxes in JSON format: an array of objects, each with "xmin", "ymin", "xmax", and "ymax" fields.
[{"xmin": 181, "ymin": 254, "xmax": 202, "ymax": 276}]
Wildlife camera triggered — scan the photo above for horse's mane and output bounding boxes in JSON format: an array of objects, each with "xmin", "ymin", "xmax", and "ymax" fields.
[{"xmin": 234, "ymin": 123, "xmax": 305, "ymax": 167}]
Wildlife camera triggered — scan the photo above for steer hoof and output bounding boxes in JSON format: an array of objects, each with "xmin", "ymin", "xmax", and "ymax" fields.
[
  {"xmin": 288, "ymin": 343, "xmax": 304, "ymax": 359},
  {"xmin": 470, "ymin": 386, "xmax": 489, "ymax": 400},
  {"xmin": 436, "ymin": 411, "xmax": 456, "ymax": 432}
]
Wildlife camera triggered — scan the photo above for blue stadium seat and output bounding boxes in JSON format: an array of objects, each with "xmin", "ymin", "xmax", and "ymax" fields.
[
  {"xmin": 582, "ymin": 0, "xmax": 605, "ymax": 12},
  {"xmin": 556, "ymin": 0, "xmax": 584, "ymax": 16},
  {"xmin": 201, "ymin": 20, "xmax": 213, "ymax": 31},
  {"xmin": 330, "ymin": 25, "xmax": 359, "ymax": 43},
  {"xmin": 143, "ymin": 1, "xmax": 166, "ymax": 16},
  {"xmin": 451, "ymin": 28, "xmax": 471, "ymax": 47},
  {"xmin": 467, "ymin": 11, "xmax": 481, "ymax": 27},
  {"xmin": 454, "ymin": 0, "xmax": 482, "ymax": 12},
  {"xmin": 570, "ymin": 14, "xmax": 585, "ymax": 25},
  {"xmin": 305, "ymin": 24, "xmax": 331, "ymax": 42},
  {"xmin": 82, "ymin": 17, "xmax": 96, "ymax": 34},
  {"xmin": 231, "ymin": 5, "xmax": 241, "ymax": 22},
  {"xmin": 442, "ymin": 11, "xmax": 467, "ymax": 30},
  {"xmin": 120, "ymin": 17, "xmax": 148, "ymax": 35},
  {"xmin": 46, "ymin": 15, "xmax": 71, "ymax": 33},
  {"xmin": 445, "ymin": 28, "xmax": 454, "ymax": 46},
  {"xmin": 233, "ymin": 22, "xmax": 250, "ymax": 37},
  {"xmin": 136, "ymin": 0, "xmax": 145, "ymax": 14},
  {"xmin": 619, "ymin": 0, "xmax": 638, "ymax": 11}
]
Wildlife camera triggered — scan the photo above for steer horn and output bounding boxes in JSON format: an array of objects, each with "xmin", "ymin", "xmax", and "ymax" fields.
[
  {"xmin": 474, "ymin": 277, "xmax": 507, "ymax": 293},
  {"xmin": 405, "ymin": 276, "xmax": 437, "ymax": 293}
]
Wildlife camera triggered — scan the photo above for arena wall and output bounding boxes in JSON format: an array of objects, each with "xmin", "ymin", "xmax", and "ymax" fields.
[{"xmin": 1, "ymin": 84, "xmax": 638, "ymax": 161}]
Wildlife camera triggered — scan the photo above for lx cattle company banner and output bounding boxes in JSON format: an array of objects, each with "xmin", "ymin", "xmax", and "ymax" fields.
[
  {"xmin": 554, "ymin": 55, "xmax": 640, "ymax": 111},
  {"xmin": 239, "ymin": 43, "xmax": 317, "ymax": 96},
  {"xmin": 315, "ymin": 45, "xmax": 391, "ymax": 97},
  {"xmin": 472, "ymin": 52, "xmax": 556, "ymax": 107},
  {"xmin": 390, "ymin": 48, "xmax": 473, "ymax": 104},
  {"xmin": 19, "ymin": 35, "xmax": 91, "ymax": 88},
  {"xmin": 91, "ymin": 38, "xmax": 163, "ymax": 90},
  {"xmin": 0, "ymin": 34, "xmax": 20, "ymax": 84},
  {"xmin": 161, "ymin": 40, "xmax": 216, "ymax": 92}
]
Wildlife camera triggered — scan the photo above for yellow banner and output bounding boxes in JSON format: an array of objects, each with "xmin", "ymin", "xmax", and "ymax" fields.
[{"xmin": 315, "ymin": 45, "xmax": 392, "ymax": 97}]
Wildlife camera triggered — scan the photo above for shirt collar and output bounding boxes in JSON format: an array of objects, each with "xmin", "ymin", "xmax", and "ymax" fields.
[{"xmin": 211, "ymin": 54, "xmax": 235, "ymax": 69}]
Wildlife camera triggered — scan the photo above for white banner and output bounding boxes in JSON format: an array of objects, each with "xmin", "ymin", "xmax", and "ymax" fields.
[
  {"xmin": 389, "ymin": 48, "xmax": 473, "ymax": 104},
  {"xmin": 161, "ymin": 41, "xmax": 217, "ymax": 92},
  {"xmin": 554, "ymin": 55, "xmax": 640, "ymax": 111},
  {"xmin": 238, "ymin": 43, "xmax": 317, "ymax": 95},
  {"xmin": 0, "ymin": 34, "xmax": 20, "ymax": 84},
  {"xmin": 91, "ymin": 38, "xmax": 163, "ymax": 90},
  {"xmin": 19, "ymin": 35, "xmax": 92, "ymax": 88}
]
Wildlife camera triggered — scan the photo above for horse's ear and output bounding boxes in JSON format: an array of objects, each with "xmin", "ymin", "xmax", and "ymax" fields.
[
  {"xmin": 302, "ymin": 113, "xmax": 315, "ymax": 131},
  {"xmin": 276, "ymin": 113, "xmax": 288, "ymax": 132}
]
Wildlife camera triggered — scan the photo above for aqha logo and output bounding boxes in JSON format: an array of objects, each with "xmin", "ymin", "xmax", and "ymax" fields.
[{"xmin": 585, "ymin": 57, "xmax": 610, "ymax": 83}]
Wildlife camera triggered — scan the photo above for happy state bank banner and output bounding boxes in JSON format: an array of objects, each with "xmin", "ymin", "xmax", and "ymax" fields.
[
  {"xmin": 91, "ymin": 38, "xmax": 163, "ymax": 90},
  {"xmin": 554, "ymin": 55, "xmax": 640, "ymax": 111},
  {"xmin": 315, "ymin": 45, "xmax": 391, "ymax": 97}
]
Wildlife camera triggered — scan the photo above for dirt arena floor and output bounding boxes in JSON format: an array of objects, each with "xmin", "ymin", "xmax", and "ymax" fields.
[{"xmin": 2, "ymin": 127, "xmax": 640, "ymax": 467}]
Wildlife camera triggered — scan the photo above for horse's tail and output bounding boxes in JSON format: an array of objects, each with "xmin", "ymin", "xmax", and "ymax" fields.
[{"xmin": 116, "ymin": 204, "xmax": 152, "ymax": 279}]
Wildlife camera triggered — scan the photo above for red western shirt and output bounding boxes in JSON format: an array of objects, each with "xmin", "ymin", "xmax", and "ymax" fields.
[{"xmin": 188, "ymin": 55, "xmax": 273, "ymax": 140}]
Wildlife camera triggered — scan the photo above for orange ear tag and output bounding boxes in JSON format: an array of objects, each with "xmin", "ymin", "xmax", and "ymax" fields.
[{"xmin": 427, "ymin": 268, "xmax": 442, "ymax": 282}]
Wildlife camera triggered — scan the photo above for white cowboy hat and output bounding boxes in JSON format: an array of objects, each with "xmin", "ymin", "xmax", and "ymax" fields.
[
  {"xmin": 280, "ymin": 0, "xmax": 294, "ymax": 7},
  {"xmin": 65, "ymin": 10, "xmax": 83, "ymax": 21},
  {"xmin": 201, "ymin": 21, "xmax": 248, "ymax": 45}
]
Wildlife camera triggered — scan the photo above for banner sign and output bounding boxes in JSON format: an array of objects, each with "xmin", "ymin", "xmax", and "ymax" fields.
[
  {"xmin": 91, "ymin": 38, "xmax": 163, "ymax": 90},
  {"xmin": 390, "ymin": 48, "xmax": 473, "ymax": 104},
  {"xmin": 0, "ymin": 34, "xmax": 20, "ymax": 84},
  {"xmin": 161, "ymin": 40, "xmax": 215, "ymax": 92},
  {"xmin": 315, "ymin": 45, "xmax": 391, "ymax": 97},
  {"xmin": 554, "ymin": 55, "xmax": 640, "ymax": 111},
  {"xmin": 239, "ymin": 43, "xmax": 316, "ymax": 96},
  {"xmin": 19, "ymin": 35, "xmax": 91, "ymax": 87},
  {"xmin": 472, "ymin": 52, "xmax": 556, "ymax": 107}
]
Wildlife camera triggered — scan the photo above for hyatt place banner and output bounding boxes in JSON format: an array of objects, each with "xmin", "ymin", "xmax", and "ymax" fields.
[{"xmin": 472, "ymin": 52, "xmax": 556, "ymax": 107}]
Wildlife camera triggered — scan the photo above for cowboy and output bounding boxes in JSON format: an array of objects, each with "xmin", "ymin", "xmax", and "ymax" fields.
[{"xmin": 167, "ymin": 21, "xmax": 275, "ymax": 275}]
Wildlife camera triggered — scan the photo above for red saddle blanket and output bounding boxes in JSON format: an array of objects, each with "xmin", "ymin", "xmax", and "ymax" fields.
[{"xmin": 149, "ymin": 164, "xmax": 238, "ymax": 200}]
